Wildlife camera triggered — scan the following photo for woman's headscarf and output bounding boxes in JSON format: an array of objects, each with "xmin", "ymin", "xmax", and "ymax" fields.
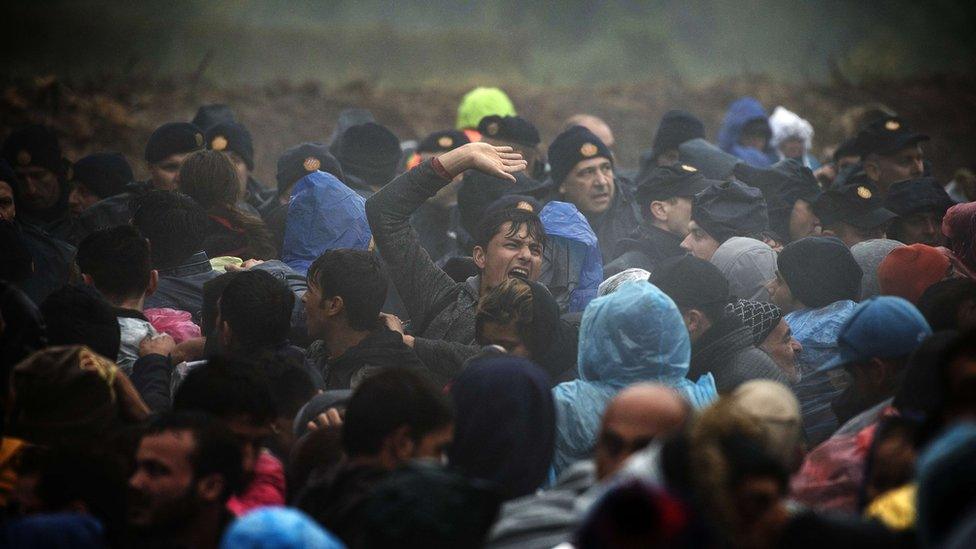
[{"xmin": 449, "ymin": 356, "xmax": 555, "ymax": 501}]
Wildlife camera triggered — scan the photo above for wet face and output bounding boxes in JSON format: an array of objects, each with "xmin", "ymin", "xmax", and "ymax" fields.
[
  {"xmin": 680, "ymin": 220, "xmax": 721, "ymax": 261},
  {"xmin": 788, "ymin": 199, "xmax": 821, "ymax": 241},
  {"xmin": 559, "ymin": 157, "xmax": 614, "ymax": 215},
  {"xmin": 865, "ymin": 146, "xmax": 924, "ymax": 192},
  {"xmin": 655, "ymin": 149, "xmax": 680, "ymax": 167},
  {"xmin": 759, "ymin": 319, "xmax": 802, "ymax": 383},
  {"xmin": 890, "ymin": 211, "xmax": 945, "ymax": 246},
  {"xmin": 478, "ymin": 320, "xmax": 530, "ymax": 358},
  {"xmin": 778, "ymin": 137, "xmax": 805, "ymax": 160},
  {"xmin": 149, "ymin": 152, "xmax": 192, "ymax": 191},
  {"xmin": 14, "ymin": 165, "xmax": 60, "ymax": 211},
  {"xmin": 414, "ymin": 424, "xmax": 454, "ymax": 463},
  {"xmin": 67, "ymin": 181, "xmax": 101, "ymax": 216},
  {"xmin": 473, "ymin": 222, "xmax": 543, "ymax": 292},
  {"xmin": 0, "ymin": 180, "xmax": 15, "ymax": 221},
  {"xmin": 652, "ymin": 197, "xmax": 694, "ymax": 236},
  {"xmin": 128, "ymin": 430, "xmax": 198, "ymax": 529},
  {"xmin": 766, "ymin": 272, "xmax": 800, "ymax": 314}
]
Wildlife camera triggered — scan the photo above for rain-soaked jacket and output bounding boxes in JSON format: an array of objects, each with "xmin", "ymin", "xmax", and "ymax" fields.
[
  {"xmin": 282, "ymin": 171, "xmax": 372, "ymax": 275},
  {"xmin": 551, "ymin": 282, "xmax": 717, "ymax": 475},
  {"xmin": 717, "ymin": 97, "xmax": 779, "ymax": 168},
  {"xmin": 539, "ymin": 202, "xmax": 603, "ymax": 313},
  {"xmin": 786, "ymin": 300, "xmax": 857, "ymax": 446}
]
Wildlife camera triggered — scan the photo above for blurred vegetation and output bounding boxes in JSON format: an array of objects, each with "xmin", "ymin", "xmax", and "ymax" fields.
[{"xmin": 2, "ymin": 0, "xmax": 975, "ymax": 87}]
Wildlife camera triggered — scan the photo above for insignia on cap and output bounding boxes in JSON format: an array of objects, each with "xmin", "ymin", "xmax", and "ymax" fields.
[
  {"xmin": 515, "ymin": 200, "xmax": 535, "ymax": 213},
  {"xmin": 194, "ymin": 133, "xmax": 204, "ymax": 147},
  {"xmin": 16, "ymin": 150, "xmax": 31, "ymax": 166},
  {"xmin": 681, "ymin": 164, "xmax": 697, "ymax": 172},
  {"xmin": 885, "ymin": 120, "xmax": 900, "ymax": 131},
  {"xmin": 211, "ymin": 136, "xmax": 228, "ymax": 151},
  {"xmin": 438, "ymin": 136, "xmax": 454, "ymax": 148},
  {"xmin": 486, "ymin": 122, "xmax": 500, "ymax": 136},
  {"xmin": 303, "ymin": 157, "xmax": 321, "ymax": 172},
  {"xmin": 580, "ymin": 143, "xmax": 598, "ymax": 157},
  {"xmin": 856, "ymin": 186, "xmax": 872, "ymax": 199}
]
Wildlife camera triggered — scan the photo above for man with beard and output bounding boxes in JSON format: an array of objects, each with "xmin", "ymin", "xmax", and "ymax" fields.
[
  {"xmin": 1, "ymin": 125, "xmax": 72, "ymax": 236},
  {"xmin": 128, "ymin": 412, "xmax": 244, "ymax": 549}
]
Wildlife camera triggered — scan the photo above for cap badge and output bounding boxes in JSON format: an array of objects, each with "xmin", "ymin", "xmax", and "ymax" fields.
[
  {"xmin": 856, "ymin": 186, "xmax": 872, "ymax": 199},
  {"xmin": 580, "ymin": 143, "xmax": 598, "ymax": 157},
  {"xmin": 16, "ymin": 150, "xmax": 31, "ymax": 166},
  {"xmin": 515, "ymin": 201, "xmax": 535, "ymax": 212},
  {"xmin": 681, "ymin": 164, "xmax": 698, "ymax": 172},
  {"xmin": 885, "ymin": 120, "xmax": 900, "ymax": 131},
  {"xmin": 211, "ymin": 136, "xmax": 228, "ymax": 151},
  {"xmin": 303, "ymin": 157, "xmax": 321, "ymax": 172},
  {"xmin": 486, "ymin": 122, "xmax": 500, "ymax": 136},
  {"xmin": 438, "ymin": 136, "xmax": 454, "ymax": 148},
  {"xmin": 194, "ymin": 133, "xmax": 204, "ymax": 147}
]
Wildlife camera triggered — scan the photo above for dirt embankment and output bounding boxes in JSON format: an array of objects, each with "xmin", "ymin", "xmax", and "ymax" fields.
[{"xmin": 2, "ymin": 74, "xmax": 974, "ymax": 186}]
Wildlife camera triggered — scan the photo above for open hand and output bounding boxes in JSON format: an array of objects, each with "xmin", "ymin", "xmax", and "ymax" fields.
[{"xmin": 438, "ymin": 142, "xmax": 526, "ymax": 182}]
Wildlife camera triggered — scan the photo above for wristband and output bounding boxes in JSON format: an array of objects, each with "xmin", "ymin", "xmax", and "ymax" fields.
[{"xmin": 431, "ymin": 156, "xmax": 455, "ymax": 181}]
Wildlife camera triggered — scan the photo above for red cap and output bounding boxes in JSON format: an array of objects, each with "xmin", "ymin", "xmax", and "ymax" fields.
[{"xmin": 878, "ymin": 244, "xmax": 951, "ymax": 303}]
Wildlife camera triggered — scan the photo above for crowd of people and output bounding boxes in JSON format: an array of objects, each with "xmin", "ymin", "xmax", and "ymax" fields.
[{"xmin": 2, "ymin": 85, "xmax": 976, "ymax": 548}]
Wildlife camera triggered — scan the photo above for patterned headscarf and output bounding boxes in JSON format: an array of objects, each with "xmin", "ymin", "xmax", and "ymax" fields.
[{"xmin": 725, "ymin": 299, "xmax": 783, "ymax": 345}]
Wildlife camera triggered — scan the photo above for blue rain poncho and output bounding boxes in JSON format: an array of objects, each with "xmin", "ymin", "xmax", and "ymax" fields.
[
  {"xmin": 717, "ymin": 97, "xmax": 779, "ymax": 168},
  {"xmin": 282, "ymin": 171, "xmax": 372, "ymax": 274},
  {"xmin": 785, "ymin": 299, "xmax": 857, "ymax": 446},
  {"xmin": 551, "ymin": 282, "xmax": 717, "ymax": 474},
  {"xmin": 539, "ymin": 201, "xmax": 604, "ymax": 313}
]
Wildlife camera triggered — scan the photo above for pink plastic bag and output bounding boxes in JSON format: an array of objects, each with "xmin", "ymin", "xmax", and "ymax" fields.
[{"xmin": 144, "ymin": 308, "xmax": 201, "ymax": 343}]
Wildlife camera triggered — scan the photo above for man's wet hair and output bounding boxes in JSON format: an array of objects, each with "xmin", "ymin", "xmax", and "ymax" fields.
[
  {"xmin": 173, "ymin": 355, "xmax": 276, "ymax": 425},
  {"xmin": 307, "ymin": 249, "xmax": 388, "ymax": 332},
  {"xmin": 476, "ymin": 277, "xmax": 534, "ymax": 346},
  {"xmin": 218, "ymin": 269, "xmax": 294, "ymax": 353},
  {"xmin": 474, "ymin": 207, "xmax": 546, "ymax": 250},
  {"xmin": 342, "ymin": 368, "xmax": 453, "ymax": 458},
  {"xmin": 132, "ymin": 190, "xmax": 209, "ymax": 269},
  {"xmin": 917, "ymin": 278, "xmax": 976, "ymax": 332},
  {"xmin": 142, "ymin": 411, "xmax": 246, "ymax": 500},
  {"xmin": 76, "ymin": 225, "xmax": 152, "ymax": 302}
]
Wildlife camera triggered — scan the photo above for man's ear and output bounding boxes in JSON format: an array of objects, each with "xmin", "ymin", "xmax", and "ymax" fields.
[
  {"xmin": 685, "ymin": 309, "xmax": 703, "ymax": 335},
  {"xmin": 195, "ymin": 474, "xmax": 226, "ymax": 504},
  {"xmin": 325, "ymin": 295, "xmax": 344, "ymax": 318},
  {"xmin": 390, "ymin": 425, "xmax": 416, "ymax": 462},
  {"xmin": 218, "ymin": 320, "xmax": 233, "ymax": 348},
  {"xmin": 472, "ymin": 245, "xmax": 487, "ymax": 270},
  {"xmin": 146, "ymin": 270, "xmax": 159, "ymax": 297},
  {"xmin": 80, "ymin": 273, "xmax": 94, "ymax": 286},
  {"xmin": 649, "ymin": 201, "xmax": 668, "ymax": 222},
  {"xmin": 869, "ymin": 357, "xmax": 892, "ymax": 386}
]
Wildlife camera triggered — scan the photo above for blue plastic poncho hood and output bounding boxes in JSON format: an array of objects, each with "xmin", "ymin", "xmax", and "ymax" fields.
[
  {"xmin": 550, "ymin": 282, "xmax": 716, "ymax": 474},
  {"xmin": 539, "ymin": 201, "xmax": 603, "ymax": 313},
  {"xmin": 717, "ymin": 97, "xmax": 778, "ymax": 168},
  {"xmin": 282, "ymin": 171, "xmax": 372, "ymax": 274}
]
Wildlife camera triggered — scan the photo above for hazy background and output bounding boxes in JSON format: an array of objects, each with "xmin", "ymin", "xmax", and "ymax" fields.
[
  {"xmin": 3, "ymin": 0, "xmax": 975, "ymax": 86},
  {"xmin": 2, "ymin": 0, "xmax": 975, "ymax": 184}
]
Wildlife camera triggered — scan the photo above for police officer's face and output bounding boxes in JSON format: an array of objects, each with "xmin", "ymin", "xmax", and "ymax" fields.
[
  {"xmin": 0, "ymin": 180, "xmax": 15, "ymax": 221},
  {"xmin": 14, "ymin": 166, "xmax": 60, "ymax": 211},
  {"xmin": 866, "ymin": 145, "xmax": 924, "ymax": 191},
  {"xmin": 680, "ymin": 220, "xmax": 721, "ymax": 261},
  {"xmin": 149, "ymin": 152, "xmax": 192, "ymax": 191},
  {"xmin": 655, "ymin": 149, "xmax": 680, "ymax": 167},
  {"xmin": 890, "ymin": 211, "xmax": 945, "ymax": 246},
  {"xmin": 560, "ymin": 158, "xmax": 614, "ymax": 215}
]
